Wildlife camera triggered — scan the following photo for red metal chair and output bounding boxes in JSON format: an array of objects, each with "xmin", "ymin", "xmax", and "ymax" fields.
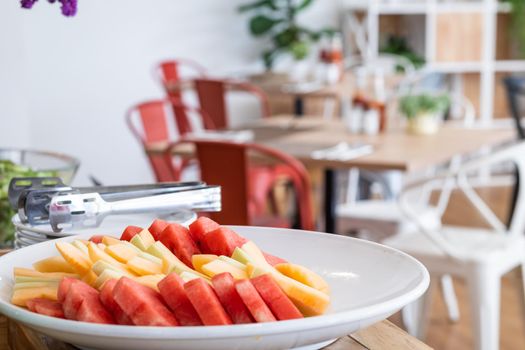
[
  {"xmin": 154, "ymin": 59, "xmax": 207, "ymax": 98},
  {"xmin": 126, "ymin": 99, "xmax": 215, "ymax": 181},
  {"xmin": 165, "ymin": 140, "xmax": 315, "ymax": 231},
  {"xmin": 167, "ymin": 78, "xmax": 271, "ymax": 129}
]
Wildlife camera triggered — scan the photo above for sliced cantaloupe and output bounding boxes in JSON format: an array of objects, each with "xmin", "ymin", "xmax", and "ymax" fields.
[
  {"xmin": 242, "ymin": 241, "xmax": 330, "ymax": 316},
  {"xmin": 130, "ymin": 229, "xmax": 155, "ymax": 250},
  {"xmin": 97, "ymin": 243, "xmax": 107, "ymax": 251},
  {"xmin": 11, "ymin": 286, "xmax": 58, "ymax": 306},
  {"xmin": 134, "ymin": 274, "xmax": 165, "ymax": 291},
  {"xmin": 191, "ymin": 254, "xmax": 218, "ymax": 273},
  {"xmin": 81, "ymin": 270, "xmax": 99, "ymax": 286},
  {"xmin": 105, "ymin": 243, "xmax": 139, "ymax": 263},
  {"xmin": 138, "ymin": 252, "xmax": 162, "ymax": 265},
  {"xmin": 274, "ymin": 263, "xmax": 330, "ymax": 295},
  {"xmin": 33, "ymin": 256, "xmax": 77, "ymax": 273},
  {"xmin": 101, "ymin": 236, "xmax": 121, "ymax": 246},
  {"xmin": 56, "ymin": 242, "xmax": 92, "ymax": 274},
  {"xmin": 87, "ymin": 242, "xmax": 126, "ymax": 268},
  {"xmin": 14, "ymin": 268, "xmax": 78, "ymax": 279},
  {"xmin": 13, "ymin": 281, "xmax": 59, "ymax": 290},
  {"xmin": 179, "ymin": 271, "xmax": 211, "ymax": 285},
  {"xmin": 127, "ymin": 256, "xmax": 162, "ymax": 276},
  {"xmin": 91, "ymin": 260, "xmax": 134, "ymax": 277},
  {"xmin": 200, "ymin": 259, "xmax": 248, "ymax": 280},
  {"xmin": 161, "ymin": 255, "xmax": 210, "ymax": 280}
]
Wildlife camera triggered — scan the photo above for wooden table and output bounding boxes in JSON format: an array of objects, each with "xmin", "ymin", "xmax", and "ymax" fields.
[
  {"xmin": 149, "ymin": 116, "xmax": 516, "ymax": 232},
  {"xmin": 0, "ymin": 315, "xmax": 431, "ymax": 350}
]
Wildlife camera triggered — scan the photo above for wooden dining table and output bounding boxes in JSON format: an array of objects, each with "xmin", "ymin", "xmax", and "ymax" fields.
[
  {"xmin": 148, "ymin": 115, "xmax": 516, "ymax": 233},
  {"xmin": 0, "ymin": 314, "xmax": 432, "ymax": 349}
]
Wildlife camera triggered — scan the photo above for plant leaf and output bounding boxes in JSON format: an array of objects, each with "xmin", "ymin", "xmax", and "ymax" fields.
[
  {"xmin": 273, "ymin": 28, "xmax": 298, "ymax": 47},
  {"xmin": 238, "ymin": 0, "xmax": 277, "ymax": 12},
  {"xmin": 249, "ymin": 15, "xmax": 281, "ymax": 36},
  {"xmin": 295, "ymin": 0, "xmax": 313, "ymax": 12}
]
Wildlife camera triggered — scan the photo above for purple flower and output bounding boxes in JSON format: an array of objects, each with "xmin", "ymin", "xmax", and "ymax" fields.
[
  {"xmin": 59, "ymin": 0, "xmax": 77, "ymax": 16},
  {"xmin": 20, "ymin": 0, "xmax": 38, "ymax": 9}
]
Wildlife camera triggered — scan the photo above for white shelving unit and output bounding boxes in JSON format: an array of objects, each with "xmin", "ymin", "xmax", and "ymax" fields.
[{"xmin": 341, "ymin": 0, "xmax": 525, "ymax": 121}]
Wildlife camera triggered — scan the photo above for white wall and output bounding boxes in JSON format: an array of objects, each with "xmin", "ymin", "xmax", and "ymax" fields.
[{"xmin": 0, "ymin": 0, "xmax": 339, "ymax": 186}]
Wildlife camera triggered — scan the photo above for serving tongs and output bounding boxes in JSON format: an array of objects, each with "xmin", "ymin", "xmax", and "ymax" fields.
[
  {"xmin": 48, "ymin": 185, "xmax": 221, "ymax": 232},
  {"xmin": 8, "ymin": 177, "xmax": 220, "ymax": 230}
]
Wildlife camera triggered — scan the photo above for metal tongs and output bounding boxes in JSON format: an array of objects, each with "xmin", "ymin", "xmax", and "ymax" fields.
[{"xmin": 8, "ymin": 177, "xmax": 221, "ymax": 232}]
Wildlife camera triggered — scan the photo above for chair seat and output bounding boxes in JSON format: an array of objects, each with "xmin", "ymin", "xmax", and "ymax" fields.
[
  {"xmin": 337, "ymin": 200, "xmax": 441, "ymax": 236},
  {"xmin": 384, "ymin": 226, "xmax": 525, "ymax": 264}
]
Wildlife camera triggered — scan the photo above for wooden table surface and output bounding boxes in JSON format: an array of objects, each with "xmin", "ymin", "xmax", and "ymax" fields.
[
  {"xmin": 0, "ymin": 315, "xmax": 432, "ymax": 350},
  {"xmin": 149, "ymin": 116, "xmax": 516, "ymax": 173}
]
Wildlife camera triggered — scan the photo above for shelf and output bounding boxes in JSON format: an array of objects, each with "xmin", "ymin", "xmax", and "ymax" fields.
[
  {"xmin": 426, "ymin": 62, "xmax": 484, "ymax": 73},
  {"xmin": 494, "ymin": 60, "xmax": 525, "ymax": 72},
  {"xmin": 342, "ymin": 1, "xmax": 512, "ymax": 14}
]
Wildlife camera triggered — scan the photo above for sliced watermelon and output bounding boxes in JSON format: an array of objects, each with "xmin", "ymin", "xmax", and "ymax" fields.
[
  {"xmin": 58, "ymin": 277, "xmax": 77, "ymax": 303},
  {"xmin": 88, "ymin": 235, "xmax": 104, "ymax": 244},
  {"xmin": 148, "ymin": 219, "xmax": 169, "ymax": 241},
  {"xmin": 251, "ymin": 274, "xmax": 303, "ymax": 320},
  {"xmin": 235, "ymin": 279, "xmax": 276, "ymax": 323},
  {"xmin": 203, "ymin": 227, "xmax": 247, "ymax": 257},
  {"xmin": 211, "ymin": 273, "xmax": 253, "ymax": 324},
  {"xmin": 158, "ymin": 273, "xmax": 202, "ymax": 326},
  {"xmin": 76, "ymin": 298, "xmax": 115, "ymax": 324},
  {"xmin": 99, "ymin": 279, "xmax": 133, "ymax": 325},
  {"xmin": 159, "ymin": 223, "xmax": 200, "ymax": 268},
  {"xmin": 120, "ymin": 225, "xmax": 143, "ymax": 241},
  {"xmin": 188, "ymin": 217, "xmax": 220, "ymax": 250},
  {"xmin": 263, "ymin": 253, "xmax": 287, "ymax": 266},
  {"xmin": 61, "ymin": 279, "xmax": 99, "ymax": 320},
  {"xmin": 184, "ymin": 278, "xmax": 232, "ymax": 326},
  {"xmin": 26, "ymin": 298, "xmax": 65, "ymax": 318},
  {"xmin": 113, "ymin": 277, "xmax": 178, "ymax": 326}
]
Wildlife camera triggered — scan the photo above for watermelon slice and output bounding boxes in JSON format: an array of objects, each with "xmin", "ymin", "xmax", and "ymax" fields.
[
  {"xmin": 121, "ymin": 226, "xmax": 143, "ymax": 241},
  {"xmin": 188, "ymin": 217, "xmax": 220, "ymax": 250},
  {"xmin": 184, "ymin": 278, "xmax": 232, "ymax": 326},
  {"xmin": 157, "ymin": 273, "xmax": 202, "ymax": 326},
  {"xmin": 262, "ymin": 253, "xmax": 287, "ymax": 266},
  {"xmin": 99, "ymin": 279, "xmax": 133, "ymax": 325},
  {"xmin": 57, "ymin": 277, "xmax": 77, "ymax": 303},
  {"xmin": 159, "ymin": 223, "xmax": 200, "ymax": 268},
  {"xmin": 61, "ymin": 279, "xmax": 114, "ymax": 324},
  {"xmin": 234, "ymin": 279, "xmax": 276, "ymax": 323},
  {"xmin": 26, "ymin": 298, "xmax": 65, "ymax": 318},
  {"xmin": 88, "ymin": 235, "xmax": 104, "ymax": 244},
  {"xmin": 203, "ymin": 227, "xmax": 247, "ymax": 257},
  {"xmin": 113, "ymin": 277, "xmax": 178, "ymax": 326},
  {"xmin": 251, "ymin": 274, "xmax": 303, "ymax": 320},
  {"xmin": 76, "ymin": 298, "xmax": 115, "ymax": 324},
  {"xmin": 148, "ymin": 219, "xmax": 169, "ymax": 241},
  {"xmin": 211, "ymin": 273, "xmax": 253, "ymax": 324}
]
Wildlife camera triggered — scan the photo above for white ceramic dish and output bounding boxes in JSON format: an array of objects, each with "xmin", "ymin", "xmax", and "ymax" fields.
[{"xmin": 0, "ymin": 226, "xmax": 429, "ymax": 350}]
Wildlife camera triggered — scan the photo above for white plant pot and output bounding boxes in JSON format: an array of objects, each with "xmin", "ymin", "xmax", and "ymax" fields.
[{"xmin": 406, "ymin": 113, "xmax": 441, "ymax": 135}]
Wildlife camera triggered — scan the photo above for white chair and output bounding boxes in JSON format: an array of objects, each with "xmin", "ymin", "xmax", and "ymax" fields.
[{"xmin": 383, "ymin": 141, "xmax": 525, "ymax": 350}]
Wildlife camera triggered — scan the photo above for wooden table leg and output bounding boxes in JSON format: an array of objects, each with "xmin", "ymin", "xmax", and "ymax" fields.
[{"xmin": 324, "ymin": 168, "xmax": 336, "ymax": 233}]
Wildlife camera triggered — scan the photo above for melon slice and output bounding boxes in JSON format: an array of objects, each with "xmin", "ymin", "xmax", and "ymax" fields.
[
  {"xmin": 33, "ymin": 256, "xmax": 76, "ymax": 273},
  {"xmin": 56, "ymin": 242, "xmax": 92, "ymax": 274}
]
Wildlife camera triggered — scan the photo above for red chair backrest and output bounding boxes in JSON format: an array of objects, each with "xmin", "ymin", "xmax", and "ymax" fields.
[
  {"xmin": 166, "ymin": 140, "xmax": 314, "ymax": 230},
  {"xmin": 194, "ymin": 78, "xmax": 271, "ymax": 130},
  {"xmin": 126, "ymin": 99, "xmax": 214, "ymax": 182}
]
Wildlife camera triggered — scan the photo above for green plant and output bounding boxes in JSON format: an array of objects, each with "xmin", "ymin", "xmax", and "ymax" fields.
[
  {"xmin": 238, "ymin": 0, "xmax": 334, "ymax": 69},
  {"xmin": 380, "ymin": 35, "xmax": 425, "ymax": 71},
  {"xmin": 399, "ymin": 94, "xmax": 450, "ymax": 119},
  {"xmin": 503, "ymin": 0, "xmax": 525, "ymax": 56}
]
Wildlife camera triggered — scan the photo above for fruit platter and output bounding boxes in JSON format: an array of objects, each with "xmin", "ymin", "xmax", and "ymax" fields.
[{"xmin": 0, "ymin": 217, "xmax": 429, "ymax": 350}]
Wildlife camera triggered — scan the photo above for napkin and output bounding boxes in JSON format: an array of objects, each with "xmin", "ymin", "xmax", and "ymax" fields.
[
  {"xmin": 311, "ymin": 142, "xmax": 373, "ymax": 161},
  {"xmin": 185, "ymin": 130, "xmax": 255, "ymax": 143}
]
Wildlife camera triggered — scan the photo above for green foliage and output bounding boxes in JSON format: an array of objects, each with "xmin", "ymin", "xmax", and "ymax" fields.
[
  {"xmin": 0, "ymin": 160, "xmax": 56, "ymax": 246},
  {"xmin": 503, "ymin": 0, "xmax": 525, "ymax": 56},
  {"xmin": 238, "ymin": 0, "xmax": 334, "ymax": 69},
  {"xmin": 380, "ymin": 35, "xmax": 425, "ymax": 71},
  {"xmin": 399, "ymin": 94, "xmax": 450, "ymax": 119}
]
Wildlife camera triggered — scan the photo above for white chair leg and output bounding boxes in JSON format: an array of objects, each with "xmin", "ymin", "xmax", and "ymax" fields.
[
  {"xmin": 441, "ymin": 274, "xmax": 460, "ymax": 322},
  {"xmin": 466, "ymin": 268, "xmax": 501, "ymax": 350},
  {"xmin": 402, "ymin": 277, "xmax": 435, "ymax": 339}
]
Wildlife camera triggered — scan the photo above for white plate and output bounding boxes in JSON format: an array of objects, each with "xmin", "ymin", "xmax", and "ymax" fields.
[{"xmin": 0, "ymin": 226, "xmax": 429, "ymax": 350}]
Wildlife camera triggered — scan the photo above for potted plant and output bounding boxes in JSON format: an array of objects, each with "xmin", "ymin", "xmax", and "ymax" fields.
[
  {"xmin": 399, "ymin": 93, "xmax": 450, "ymax": 135},
  {"xmin": 238, "ymin": 0, "xmax": 334, "ymax": 71}
]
